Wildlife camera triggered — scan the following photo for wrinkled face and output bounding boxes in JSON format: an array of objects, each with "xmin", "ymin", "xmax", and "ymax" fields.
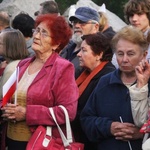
[
  {"xmin": 71, "ymin": 19, "xmax": 99, "ymax": 44},
  {"xmin": 115, "ymin": 39, "xmax": 146, "ymax": 73},
  {"xmin": 77, "ymin": 40, "xmax": 100, "ymax": 71},
  {"xmin": 129, "ymin": 13, "xmax": 150, "ymax": 32},
  {"xmin": 32, "ymin": 22, "xmax": 54, "ymax": 54}
]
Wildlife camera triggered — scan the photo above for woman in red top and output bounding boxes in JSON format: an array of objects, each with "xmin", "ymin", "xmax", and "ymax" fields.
[{"xmin": 1, "ymin": 14, "xmax": 78, "ymax": 150}]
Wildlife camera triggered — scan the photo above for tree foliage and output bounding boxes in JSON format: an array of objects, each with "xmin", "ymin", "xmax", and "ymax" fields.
[{"xmin": 55, "ymin": 0, "xmax": 128, "ymax": 21}]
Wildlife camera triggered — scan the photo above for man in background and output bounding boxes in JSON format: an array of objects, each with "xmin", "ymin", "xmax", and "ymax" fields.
[
  {"xmin": 60, "ymin": 7, "xmax": 100, "ymax": 79},
  {"xmin": 34, "ymin": 0, "xmax": 60, "ymax": 16}
]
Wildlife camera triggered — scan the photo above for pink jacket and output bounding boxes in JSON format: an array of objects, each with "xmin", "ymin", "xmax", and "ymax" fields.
[{"xmin": 1, "ymin": 53, "xmax": 78, "ymax": 149}]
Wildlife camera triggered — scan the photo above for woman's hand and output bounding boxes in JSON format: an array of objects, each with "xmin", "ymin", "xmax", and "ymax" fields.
[
  {"xmin": 111, "ymin": 122, "xmax": 143, "ymax": 141},
  {"xmin": 135, "ymin": 60, "xmax": 150, "ymax": 88},
  {"xmin": 1, "ymin": 103, "xmax": 26, "ymax": 122}
]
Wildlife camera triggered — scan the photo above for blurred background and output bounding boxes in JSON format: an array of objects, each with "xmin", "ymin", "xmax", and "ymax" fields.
[{"xmin": 0, "ymin": 0, "xmax": 128, "ymax": 21}]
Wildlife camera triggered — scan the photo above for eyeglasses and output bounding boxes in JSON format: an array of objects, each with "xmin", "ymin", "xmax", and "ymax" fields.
[
  {"xmin": 71, "ymin": 20, "xmax": 98, "ymax": 26},
  {"xmin": 32, "ymin": 28, "xmax": 51, "ymax": 38}
]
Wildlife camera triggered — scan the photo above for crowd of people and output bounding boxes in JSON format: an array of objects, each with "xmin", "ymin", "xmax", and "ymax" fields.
[{"xmin": 0, "ymin": 0, "xmax": 150, "ymax": 150}]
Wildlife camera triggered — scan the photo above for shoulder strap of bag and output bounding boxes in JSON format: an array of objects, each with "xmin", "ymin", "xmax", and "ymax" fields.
[
  {"xmin": 49, "ymin": 105, "xmax": 73, "ymax": 147},
  {"xmin": 58, "ymin": 105, "xmax": 72, "ymax": 143}
]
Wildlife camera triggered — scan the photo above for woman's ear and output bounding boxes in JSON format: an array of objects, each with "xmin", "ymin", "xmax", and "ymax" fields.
[{"xmin": 96, "ymin": 52, "xmax": 103, "ymax": 61}]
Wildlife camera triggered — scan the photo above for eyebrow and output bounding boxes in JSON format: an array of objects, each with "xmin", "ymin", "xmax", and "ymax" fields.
[{"xmin": 37, "ymin": 27, "xmax": 48, "ymax": 32}]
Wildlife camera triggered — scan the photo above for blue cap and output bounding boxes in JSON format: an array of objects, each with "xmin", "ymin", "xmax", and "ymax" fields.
[{"xmin": 69, "ymin": 7, "xmax": 100, "ymax": 23}]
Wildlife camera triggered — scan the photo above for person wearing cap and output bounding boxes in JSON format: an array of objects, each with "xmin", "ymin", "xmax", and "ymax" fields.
[{"xmin": 60, "ymin": 6, "xmax": 100, "ymax": 79}]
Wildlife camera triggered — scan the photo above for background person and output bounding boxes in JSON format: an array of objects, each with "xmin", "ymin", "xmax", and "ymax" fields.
[
  {"xmin": 0, "ymin": 29, "xmax": 29, "ymax": 150},
  {"xmin": 98, "ymin": 11, "xmax": 117, "ymax": 68},
  {"xmin": 1, "ymin": 14, "xmax": 78, "ymax": 150},
  {"xmin": 0, "ymin": 29, "xmax": 29, "ymax": 99},
  {"xmin": 98, "ymin": 12, "xmax": 116, "ymax": 38},
  {"xmin": 0, "ymin": 11, "xmax": 11, "ymax": 32},
  {"xmin": 0, "ymin": 11, "xmax": 11, "ymax": 66},
  {"xmin": 12, "ymin": 12, "xmax": 35, "ymax": 57},
  {"xmin": 34, "ymin": 0, "xmax": 60, "ymax": 16},
  {"xmin": 124, "ymin": 0, "xmax": 150, "ymax": 60},
  {"xmin": 80, "ymin": 26, "xmax": 148, "ymax": 150},
  {"xmin": 60, "ymin": 7, "xmax": 100, "ymax": 79}
]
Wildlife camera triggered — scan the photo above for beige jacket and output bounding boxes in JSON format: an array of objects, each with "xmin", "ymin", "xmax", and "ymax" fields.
[{"xmin": 129, "ymin": 84, "xmax": 150, "ymax": 127}]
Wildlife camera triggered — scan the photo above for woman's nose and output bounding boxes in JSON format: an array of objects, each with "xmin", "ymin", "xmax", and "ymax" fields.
[
  {"xmin": 77, "ymin": 51, "xmax": 81, "ymax": 57},
  {"xmin": 122, "ymin": 55, "xmax": 128, "ymax": 62}
]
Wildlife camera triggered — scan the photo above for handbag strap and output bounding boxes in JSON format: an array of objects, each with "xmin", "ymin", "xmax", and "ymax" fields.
[
  {"xmin": 58, "ymin": 105, "xmax": 72, "ymax": 143},
  {"xmin": 43, "ymin": 126, "xmax": 52, "ymax": 147},
  {"xmin": 49, "ymin": 105, "xmax": 73, "ymax": 147},
  {"xmin": 46, "ymin": 126, "xmax": 52, "ymax": 136}
]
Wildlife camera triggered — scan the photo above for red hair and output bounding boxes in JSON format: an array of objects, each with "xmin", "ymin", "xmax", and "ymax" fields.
[{"xmin": 35, "ymin": 14, "xmax": 72, "ymax": 53}]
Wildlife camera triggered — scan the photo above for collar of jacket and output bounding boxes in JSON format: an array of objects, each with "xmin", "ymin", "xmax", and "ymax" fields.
[{"xmin": 17, "ymin": 52, "xmax": 59, "ymax": 81}]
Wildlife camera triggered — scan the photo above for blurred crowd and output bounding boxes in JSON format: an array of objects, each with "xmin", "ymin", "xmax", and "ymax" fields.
[{"xmin": 0, "ymin": 0, "xmax": 150, "ymax": 150}]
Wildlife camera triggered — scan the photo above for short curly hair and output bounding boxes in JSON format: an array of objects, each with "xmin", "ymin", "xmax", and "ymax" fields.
[
  {"xmin": 35, "ymin": 14, "xmax": 72, "ymax": 53},
  {"xmin": 82, "ymin": 33, "xmax": 113, "ymax": 61}
]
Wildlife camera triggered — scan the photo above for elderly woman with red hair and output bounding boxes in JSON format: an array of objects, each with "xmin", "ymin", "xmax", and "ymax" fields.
[{"xmin": 1, "ymin": 14, "xmax": 78, "ymax": 150}]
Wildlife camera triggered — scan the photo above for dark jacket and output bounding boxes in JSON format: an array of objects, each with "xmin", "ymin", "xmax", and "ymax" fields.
[
  {"xmin": 72, "ymin": 62, "xmax": 116, "ymax": 150},
  {"xmin": 60, "ymin": 40, "xmax": 83, "ymax": 79},
  {"xmin": 102, "ymin": 26, "xmax": 116, "ymax": 40},
  {"xmin": 80, "ymin": 69, "xmax": 142, "ymax": 150}
]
